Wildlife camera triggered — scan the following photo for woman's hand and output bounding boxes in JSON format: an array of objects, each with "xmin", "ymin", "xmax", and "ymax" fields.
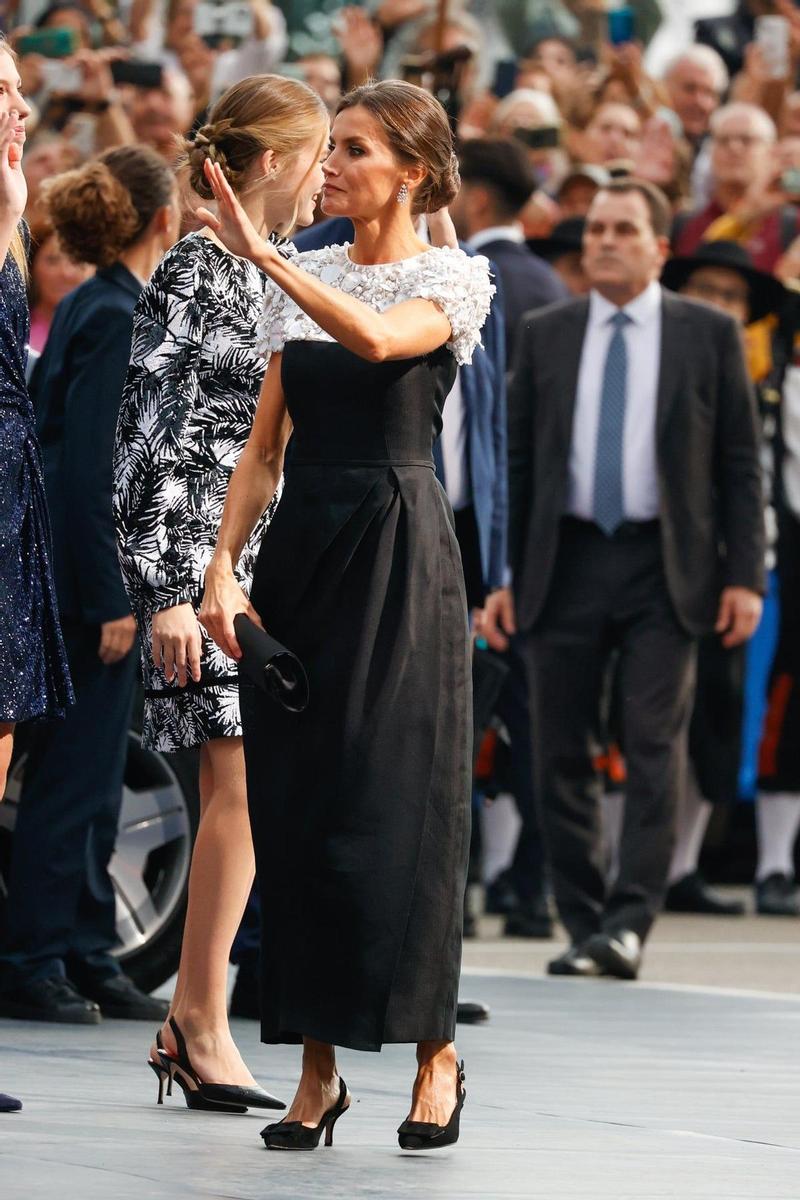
[
  {"xmin": 0, "ymin": 111, "xmax": 28, "ymax": 227},
  {"xmin": 426, "ymin": 208, "xmax": 458, "ymax": 249},
  {"xmin": 196, "ymin": 160, "xmax": 276, "ymax": 268},
  {"xmin": 152, "ymin": 602, "xmax": 203, "ymax": 687},
  {"xmin": 199, "ymin": 560, "xmax": 263, "ymax": 661}
]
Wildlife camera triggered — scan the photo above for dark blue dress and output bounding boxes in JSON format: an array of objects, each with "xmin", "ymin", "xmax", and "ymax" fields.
[{"xmin": 0, "ymin": 241, "xmax": 72, "ymax": 722}]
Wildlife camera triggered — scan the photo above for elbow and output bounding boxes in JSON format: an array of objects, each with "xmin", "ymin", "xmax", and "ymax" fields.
[{"xmin": 361, "ymin": 330, "xmax": 392, "ymax": 363}]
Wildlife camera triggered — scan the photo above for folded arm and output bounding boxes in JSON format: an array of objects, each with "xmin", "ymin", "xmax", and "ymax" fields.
[{"xmin": 197, "ymin": 161, "xmax": 452, "ymax": 362}]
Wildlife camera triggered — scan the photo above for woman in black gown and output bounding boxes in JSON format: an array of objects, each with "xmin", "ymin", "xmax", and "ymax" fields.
[
  {"xmin": 199, "ymin": 81, "xmax": 493, "ymax": 1150},
  {"xmin": 0, "ymin": 37, "xmax": 72, "ymax": 1113}
]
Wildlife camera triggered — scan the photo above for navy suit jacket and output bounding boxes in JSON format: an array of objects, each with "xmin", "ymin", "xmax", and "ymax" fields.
[
  {"xmin": 475, "ymin": 237, "xmax": 566, "ymax": 363},
  {"xmin": 32, "ymin": 262, "xmax": 141, "ymax": 626},
  {"xmin": 293, "ymin": 219, "xmax": 508, "ymax": 589}
]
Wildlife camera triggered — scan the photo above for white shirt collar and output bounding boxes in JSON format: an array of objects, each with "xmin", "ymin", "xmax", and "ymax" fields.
[
  {"xmin": 468, "ymin": 224, "xmax": 525, "ymax": 251},
  {"xmin": 589, "ymin": 279, "xmax": 662, "ymax": 328}
]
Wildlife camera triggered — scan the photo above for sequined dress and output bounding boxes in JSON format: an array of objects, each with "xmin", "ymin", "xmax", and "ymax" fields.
[{"xmin": 0, "ymin": 241, "xmax": 72, "ymax": 722}]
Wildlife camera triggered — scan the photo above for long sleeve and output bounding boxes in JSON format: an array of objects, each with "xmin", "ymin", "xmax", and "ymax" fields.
[
  {"xmin": 716, "ymin": 315, "xmax": 767, "ymax": 594},
  {"xmin": 113, "ymin": 256, "xmax": 205, "ymax": 613},
  {"xmin": 485, "ymin": 270, "xmax": 508, "ymax": 590},
  {"xmin": 63, "ymin": 307, "xmax": 136, "ymax": 624},
  {"xmin": 507, "ymin": 313, "xmax": 536, "ymax": 581}
]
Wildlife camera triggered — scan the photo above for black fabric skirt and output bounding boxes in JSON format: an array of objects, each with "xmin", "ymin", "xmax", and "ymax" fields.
[{"xmin": 242, "ymin": 461, "xmax": 472, "ymax": 1052}]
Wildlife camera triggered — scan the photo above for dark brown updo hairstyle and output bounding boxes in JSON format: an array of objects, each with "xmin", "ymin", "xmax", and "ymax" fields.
[
  {"xmin": 42, "ymin": 146, "xmax": 175, "ymax": 268},
  {"xmin": 179, "ymin": 74, "xmax": 329, "ymax": 224},
  {"xmin": 336, "ymin": 80, "xmax": 460, "ymax": 215}
]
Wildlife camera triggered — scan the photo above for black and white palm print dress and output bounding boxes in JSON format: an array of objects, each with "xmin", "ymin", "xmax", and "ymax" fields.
[{"xmin": 113, "ymin": 232, "xmax": 282, "ymax": 752}]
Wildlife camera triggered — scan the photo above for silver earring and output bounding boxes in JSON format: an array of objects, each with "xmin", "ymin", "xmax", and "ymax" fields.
[{"xmin": 396, "ymin": 182, "xmax": 409, "ymax": 205}]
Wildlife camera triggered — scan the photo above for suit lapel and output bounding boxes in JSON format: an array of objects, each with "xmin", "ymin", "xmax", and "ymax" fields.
[{"xmin": 656, "ymin": 290, "xmax": 689, "ymax": 440}]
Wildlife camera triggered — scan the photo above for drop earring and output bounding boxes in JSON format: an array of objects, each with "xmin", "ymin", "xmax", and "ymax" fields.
[{"xmin": 396, "ymin": 182, "xmax": 409, "ymax": 204}]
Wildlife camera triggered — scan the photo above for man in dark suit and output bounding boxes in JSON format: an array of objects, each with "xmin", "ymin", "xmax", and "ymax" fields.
[
  {"xmin": 0, "ymin": 263, "xmax": 167, "ymax": 1024},
  {"xmin": 480, "ymin": 178, "xmax": 765, "ymax": 979},
  {"xmin": 449, "ymin": 138, "xmax": 567, "ymax": 361}
]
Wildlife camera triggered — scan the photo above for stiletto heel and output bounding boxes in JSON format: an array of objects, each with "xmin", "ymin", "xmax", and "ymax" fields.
[
  {"xmin": 261, "ymin": 1077, "xmax": 350, "ymax": 1150},
  {"xmin": 158, "ymin": 1017, "xmax": 286, "ymax": 1113},
  {"xmin": 397, "ymin": 1059, "xmax": 466, "ymax": 1150},
  {"xmin": 147, "ymin": 1030, "xmax": 172, "ymax": 1105}
]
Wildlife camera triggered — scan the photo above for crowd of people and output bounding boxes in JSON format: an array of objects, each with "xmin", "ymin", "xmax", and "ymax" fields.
[{"xmin": 0, "ymin": 0, "xmax": 799, "ymax": 1145}]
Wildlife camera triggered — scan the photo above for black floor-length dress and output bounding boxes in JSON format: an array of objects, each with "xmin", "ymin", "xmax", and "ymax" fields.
[{"xmin": 242, "ymin": 244, "xmax": 493, "ymax": 1051}]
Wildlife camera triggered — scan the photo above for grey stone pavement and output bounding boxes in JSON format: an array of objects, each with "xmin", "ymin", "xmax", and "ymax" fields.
[{"xmin": 1, "ymin": 899, "xmax": 799, "ymax": 1200}]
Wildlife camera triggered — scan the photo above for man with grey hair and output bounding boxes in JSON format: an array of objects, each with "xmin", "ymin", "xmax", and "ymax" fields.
[
  {"xmin": 673, "ymin": 102, "xmax": 798, "ymax": 273},
  {"xmin": 662, "ymin": 45, "xmax": 729, "ymax": 144}
]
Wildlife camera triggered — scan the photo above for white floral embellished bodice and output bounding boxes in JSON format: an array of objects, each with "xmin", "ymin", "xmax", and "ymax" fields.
[{"xmin": 256, "ymin": 243, "xmax": 494, "ymax": 366}]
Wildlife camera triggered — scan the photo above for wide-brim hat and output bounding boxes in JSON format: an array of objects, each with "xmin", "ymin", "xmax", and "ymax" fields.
[
  {"xmin": 661, "ymin": 240, "xmax": 786, "ymax": 323},
  {"xmin": 528, "ymin": 216, "xmax": 585, "ymax": 260}
]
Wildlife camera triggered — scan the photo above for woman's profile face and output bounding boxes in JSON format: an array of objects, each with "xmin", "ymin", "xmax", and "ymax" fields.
[
  {"xmin": 322, "ymin": 106, "xmax": 409, "ymax": 221},
  {"xmin": 0, "ymin": 49, "xmax": 30, "ymax": 152},
  {"xmin": 271, "ymin": 130, "xmax": 329, "ymax": 229}
]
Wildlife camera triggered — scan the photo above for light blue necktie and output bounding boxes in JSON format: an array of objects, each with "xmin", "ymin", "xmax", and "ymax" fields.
[{"xmin": 593, "ymin": 311, "xmax": 632, "ymax": 536}]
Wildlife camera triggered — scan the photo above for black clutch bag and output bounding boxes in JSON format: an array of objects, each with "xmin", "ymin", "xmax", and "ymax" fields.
[
  {"xmin": 472, "ymin": 642, "xmax": 510, "ymax": 764},
  {"xmin": 233, "ymin": 614, "xmax": 309, "ymax": 713}
]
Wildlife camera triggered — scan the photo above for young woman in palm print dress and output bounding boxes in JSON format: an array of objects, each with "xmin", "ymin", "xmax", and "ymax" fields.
[{"xmin": 113, "ymin": 74, "xmax": 329, "ymax": 1102}]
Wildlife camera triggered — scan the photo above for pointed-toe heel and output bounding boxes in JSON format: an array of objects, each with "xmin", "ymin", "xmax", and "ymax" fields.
[
  {"xmin": 147, "ymin": 1030, "xmax": 174, "ymax": 1105},
  {"xmin": 261, "ymin": 1077, "xmax": 350, "ymax": 1150},
  {"xmin": 398, "ymin": 1059, "xmax": 466, "ymax": 1151},
  {"xmin": 159, "ymin": 1017, "xmax": 286, "ymax": 1113}
]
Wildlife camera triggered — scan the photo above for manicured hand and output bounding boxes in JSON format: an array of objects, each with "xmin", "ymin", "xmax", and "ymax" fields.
[
  {"xmin": 196, "ymin": 159, "xmax": 275, "ymax": 266},
  {"xmin": 0, "ymin": 111, "xmax": 27, "ymax": 225},
  {"xmin": 151, "ymin": 602, "xmax": 202, "ymax": 685},
  {"xmin": 199, "ymin": 562, "xmax": 263, "ymax": 661}
]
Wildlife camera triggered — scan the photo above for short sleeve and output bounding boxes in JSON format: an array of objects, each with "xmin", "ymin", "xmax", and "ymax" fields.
[
  {"xmin": 256, "ymin": 280, "xmax": 296, "ymax": 355},
  {"xmin": 413, "ymin": 249, "xmax": 495, "ymax": 366},
  {"xmin": 255, "ymin": 246, "xmax": 333, "ymax": 353}
]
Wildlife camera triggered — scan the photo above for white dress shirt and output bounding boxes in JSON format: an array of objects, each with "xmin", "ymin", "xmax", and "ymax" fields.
[
  {"xmin": 441, "ymin": 371, "xmax": 471, "ymax": 511},
  {"xmin": 467, "ymin": 224, "xmax": 525, "ymax": 251},
  {"xmin": 567, "ymin": 281, "xmax": 662, "ymax": 524}
]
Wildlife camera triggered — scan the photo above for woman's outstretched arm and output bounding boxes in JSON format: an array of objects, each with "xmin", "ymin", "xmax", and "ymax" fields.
[
  {"xmin": 199, "ymin": 353, "xmax": 292, "ymax": 659},
  {"xmin": 197, "ymin": 161, "xmax": 452, "ymax": 362}
]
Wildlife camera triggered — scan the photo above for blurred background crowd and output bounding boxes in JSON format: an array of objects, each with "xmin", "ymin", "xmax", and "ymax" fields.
[{"xmin": 2, "ymin": 0, "xmax": 800, "ymax": 1006}]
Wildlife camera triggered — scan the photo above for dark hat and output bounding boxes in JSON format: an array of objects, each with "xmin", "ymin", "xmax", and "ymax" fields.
[
  {"xmin": 661, "ymin": 240, "xmax": 785, "ymax": 323},
  {"xmin": 458, "ymin": 137, "xmax": 537, "ymax": 213},
  {"xmin": 527, "ymin": 216, "xmax": 585, "ymax": 260}
]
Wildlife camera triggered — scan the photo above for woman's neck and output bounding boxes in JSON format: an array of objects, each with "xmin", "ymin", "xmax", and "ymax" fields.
[
  {"xmin": 119, "ymin": 236, "xmax": 166, "ymax": 284},
  {"xmin": 349, "ymin": 211, "xmax": 429, "ymax": 265}
]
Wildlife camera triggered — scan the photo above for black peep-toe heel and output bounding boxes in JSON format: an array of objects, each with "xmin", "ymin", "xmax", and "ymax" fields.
[
  {"xmin": 261, "ymin": 1076, "xmax": 350, "ymax": 1150},
  {"xmin": 397, "ymin": 1059, "xmax": 466, "ymax": 1150},
  {"xmin": 157, "ymin": 1016, "xmax": 286, "ymax": 1113}
]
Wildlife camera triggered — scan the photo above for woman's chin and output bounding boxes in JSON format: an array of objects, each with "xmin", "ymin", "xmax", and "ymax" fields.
[{"xmin": 321, "ymin": 194, "xmax": 347, "ymax": 217}]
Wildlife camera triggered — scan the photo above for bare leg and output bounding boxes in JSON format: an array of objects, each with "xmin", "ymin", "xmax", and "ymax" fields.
[
  {"xmin": 0, "ymin": 724, "xmax": 21, "ymax": 1108},
  {"xmin": 157, "ymin": 736, "xmax": 258, "ymax": 1085},
  {"xmin": 281, "ymin": 1039, "xmax": 341, "ymax": 1127},
  {"xmin": 0, "ymin": 724, "xmax": 14, "ymax": 799},
  {"xmin": 407, "ymin": 1040, "xmax": 459, "ymax": 1124}
]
